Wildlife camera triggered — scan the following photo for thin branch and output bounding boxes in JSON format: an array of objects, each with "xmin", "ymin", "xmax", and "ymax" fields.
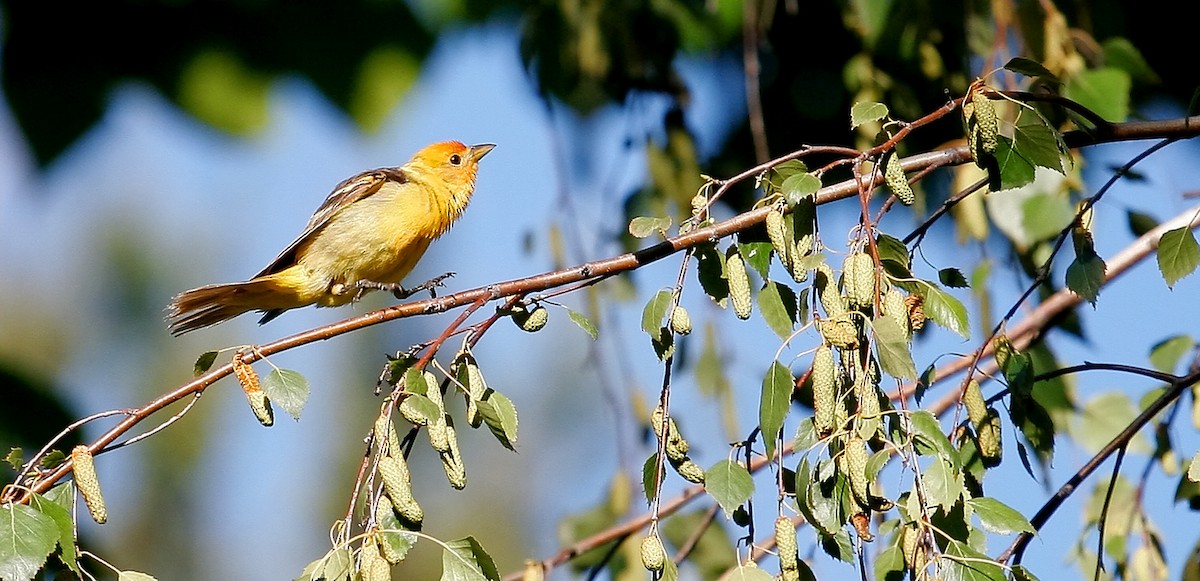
[{"xmin": 997, "ymin": 369, "xmax": 1200, "ymax": 564}]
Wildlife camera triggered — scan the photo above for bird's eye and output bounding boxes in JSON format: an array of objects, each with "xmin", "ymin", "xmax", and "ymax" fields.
[{"xmin": 449, "ymin": 153, "xmax": 463, "ymax": 166}]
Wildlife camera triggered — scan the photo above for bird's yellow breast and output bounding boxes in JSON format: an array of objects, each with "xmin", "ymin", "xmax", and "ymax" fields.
[{"xmin": 295, "ymin": 176, "xmax": 463, "ymax": 290}]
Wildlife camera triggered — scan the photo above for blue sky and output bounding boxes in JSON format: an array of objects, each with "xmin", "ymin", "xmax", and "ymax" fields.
[{"xmin": 2, "ymin": 19, "xmax": 1200, "ymax": 581}]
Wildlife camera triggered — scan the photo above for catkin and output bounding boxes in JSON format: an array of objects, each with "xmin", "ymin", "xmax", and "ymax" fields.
[
  {"xmin": 842, "ymin": 437, "xmax": 871, "ymax": 510},
  {"xmin": 71, "ymin": 445, "xmax": 107, "ymax": 524},
  {"xmin": 842, "ymin": 252, "xmax": 876, "ymax": 309},
  {"xmin": 812, "ymin": 345, "xmax": 837, "ymax": 437},
  {"xmin": 971, "ymin": 89, "xmax": 998, "ymax": 155},
  {"xmin": 726, "ymin": 246, "xmax": 753, "ymax": 319},
  {"xmin": 884, "ymin": 153, "xmax": 915, "ymax": 206},
  {"xmin": 775, "ymin": 516, "xmax": 800, "ymax": 578},
  {"xmin": 378, "ymin": 455, "xmax": 423, "ymax": 526},
  {"xmin": 639, "ymin": 534, "xmax": 666, "ymax": 572}
]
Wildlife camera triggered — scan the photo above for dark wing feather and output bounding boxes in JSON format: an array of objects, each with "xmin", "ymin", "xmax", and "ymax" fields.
[{"xmin": 253, "ymin": 167, "xmax": 408, "ymax": 278}]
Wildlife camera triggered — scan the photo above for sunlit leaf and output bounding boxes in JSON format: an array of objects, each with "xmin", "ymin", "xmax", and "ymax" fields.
[
  {"xmin": 782, "ymin": 173, "xmax": 822, "ymax": 206},
  {"xmin": 757, "ymin": 281, "xmax": 798, "ymax": 339},
  {"xmin": 705, "ymin": 459, "xmax": 754, "ymax": 516},
  {"xmin": 261, "ymin": 369, "xmax": 310, "ymax": 421},
  {"xmin": 442, "ymin": 536, "xmax": 500, "ymax": 581},
  {"xmin": 0, "ymin": 504, "xmax": 59, "ymax": 581},
  {"xmin": 641, "ymin": 290, "xmax": 674, "ymax": 336},
  {"xmin": 629, "ymin": 216, "xmax": 673, "ymax": 238},
  {"xmin": 919, "ymin": 284, "xmax": 970, "ymax": 339},
  {"xmin": 1065, "ymin": 66, "xmax": 1132, "ymax": 123},
  {"xmin": 118, "ymin": 572, "xmax": 158, "ymax": 581},
  {"xmin": 28, "ymin": 491, "xmax": 78, "ymax": 574},
  {"xmin": 966, "ymin": 497, "xmax": 1036, "ymax": 534},
  {"xmin": 567, "ymin": 308, "xmax": 599, "ymax": 340},
  {"xmin": 740, "ymin": 242, "xmax": 774, "ymax": 279},
  {"xmin": 759, "ymin": 361, "xmax": 794, "ymax": 459},
  {"xmin": 874, "ymin": 315, "xmax": 918, "ymax": 380},
  {"xmin": 1150, "ymin": 335, "xmax": 1196, "ymax": 374},
  {"xmin": 477, "ymin": 390, "xmax": 519, "ymax": 451},
  {"xmin": 1157, "ymin": 227, "xmax": 1200, "ymax": 288},
  {"xmin": 850, "ymin": 101, "xmax": 889, "ymax": 128},
  {"xmin": 922, "ymin": 457, "xmax": 964, "ymax": 510},
  {"xmin": 941, "ymin": 539, "xmax": 1007, "ymax": 581}
]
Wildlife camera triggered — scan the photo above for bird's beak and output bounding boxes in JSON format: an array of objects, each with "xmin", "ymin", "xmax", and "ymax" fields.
[{"xmin": 468, "ymin": 143, "xmax": 496, "ymax": 162}]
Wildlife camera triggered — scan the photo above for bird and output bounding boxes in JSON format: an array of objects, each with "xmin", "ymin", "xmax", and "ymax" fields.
[{"xmin": 166, "ymin": 141, "xmax": 495, "ymax": 336}]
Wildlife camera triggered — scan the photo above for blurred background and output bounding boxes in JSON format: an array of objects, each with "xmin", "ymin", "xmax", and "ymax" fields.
[{"xmin": 2, "ymin": 1, "xmax": 1199, "ymax": 580}]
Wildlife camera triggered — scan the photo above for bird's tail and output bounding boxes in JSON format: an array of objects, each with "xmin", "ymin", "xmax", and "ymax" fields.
[{"xmin": 167, "ymin": 278, "xmax": 286, "ymax": 336}]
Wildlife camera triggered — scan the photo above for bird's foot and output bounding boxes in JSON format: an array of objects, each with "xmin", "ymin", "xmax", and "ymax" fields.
[{"xmin": 352, "ymin": 272, "xmax": 455, "ymax": 300}]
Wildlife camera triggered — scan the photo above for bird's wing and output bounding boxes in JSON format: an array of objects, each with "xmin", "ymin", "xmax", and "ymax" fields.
[{"xmin": 253, "ymin": 167, "xmax": 408, "ymax": 278}]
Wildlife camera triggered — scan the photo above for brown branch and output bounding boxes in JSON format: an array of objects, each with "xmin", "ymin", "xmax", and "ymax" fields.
[{"xmin": 6, "ymin": 114, "xmax": 1199, "ymax": 510}]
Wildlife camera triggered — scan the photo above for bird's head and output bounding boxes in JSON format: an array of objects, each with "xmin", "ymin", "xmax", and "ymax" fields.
[{"xmin": 407, "ymin": 141, "xmax": 495, "ymax": 189}]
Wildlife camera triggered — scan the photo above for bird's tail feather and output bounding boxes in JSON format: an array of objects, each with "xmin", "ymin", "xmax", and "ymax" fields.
[{"xmin": 167, "ymin": 279, "xmax": 282, "ymax": 336}]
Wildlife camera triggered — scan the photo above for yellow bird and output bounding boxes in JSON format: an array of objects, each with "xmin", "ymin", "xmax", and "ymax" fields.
[{"xmin": 167, "ymin": 141, "xmax": 495, "ymax": 335}]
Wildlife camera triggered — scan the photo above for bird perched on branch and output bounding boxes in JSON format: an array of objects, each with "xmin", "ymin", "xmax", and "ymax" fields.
[{"xmin": 167, "ymin": 141, "xmax": 495, "ymax": 336}]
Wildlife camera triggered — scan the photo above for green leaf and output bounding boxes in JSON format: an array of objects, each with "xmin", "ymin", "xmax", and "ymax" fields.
[
  {"xmin": 567, "ymin": 308, "xmax": 599, "ymax": 339},
  {"xmin": 966, "ymin": 497, "xmax": 1036, "ymax": 535},
  {"xmin": 642, "ymin": 453, "xmax": 661, "ymax": 501},
  {"xmin": 757, "ymin": 281, "xmax": 798, "ymax": 339},
  {"xmin": 782, "ymin": 173, "xmax": 822, "ymax": 205},
  {"xmin": 1004, "ymin": 57, "xmax": 1060, "ymax": 85},
  {"xmin": 118, "ymin": 572, "xmax": 159, "ymax": 581},
  {"xmin": 442, "ymin": 536, "xmax": 499, "ymax": 581},
  {"xmin": 398, "ymin": 394, "xmax": 440, "ymax": 426},
  {"xmin": 261, "ymin": 368, "xmax": 310, "ymax": 421},
  {"xmin": 320, "ymin": 548, "xmax": 353, "ymax": 581},
  {"xmin": 942, "ymin": 539, "xmax": 1007, "ymax": 581},
  {"xmin": 695, "ymin": 324, "xmax": 731, "ymax": 398},
  {"xmin": 1127, "ymin": 210, "xmax": 1159, "ymax": 237},
  {"xmin": 740, "ymin": 242, "xmax": 774, "ymax": 279},
  {"xmin": 909, "ymin": 410, "xmax": 956, "ymax": 460},
  {"xmin": 850, "ymin": 101, "xmax": 889, "ymax": 128},
  {"xmin": 1157, "ymin": 227, "xmax": 1200, "ymax": 288},
  {"xmin": 922, "ymin": 457, "xmax": 964, "ymax": 510},
  {"xmin": 1065, "ymin": 252, "xmax": 1106, "ymax": 305},
  {"xmin": 705, "ymin": 459, "xmax": 754, "ymax": 516},
  {"xmin": 793, "ymin": 418, "xmax": 819, "ymax": 452},
  {"xmin": 29, "ymin": 491, "xmax": 78, "ymax": 574},
  {"xmin": 919, "ymin": 283, "xmax": 970, "ymax": 339},
  {"xmin": 875, "ymin": 234, "xmax": 911, "ymax": 272},
  {"xmin": 874, "ymin": 543, "xmax": 906, "ymax": 581},
  {"xmin": 1072, "ymin": 392, "xmax": 1146, "ymax": 455},
  {"xmin": 193, "ymin": 351, "xmax": 219, "ymax": 376},
  {"xmin": 874, "ymin": 315, "xmax": 918, "ymax": 380},
  {"xmin": 628, "ymin": 216, "xmax": 672, "ymax": 238},
  {"xmin": 1021, "ymin": 192, "xmax": 1074, "ymax": 242},
  {"xmin": 0, "ymin": 503, "xmax": 59, "ymax": 581},
  {"xmin": 477, "ymin": 390, "xmax": 519, "ymax": 451},
  {"xmin": 1011, "ymin": 110, "xmax": 1069, "ymax": 174},
  {"xmin": 4, "ymin": 448, "xmax": 21, "ymax": 471},
  {"xmin": 1066, "ymin": 66, "xmax": 1132, "ymax": 122},
  {"xmin": 1149, "ymin": 335, "xmax": 1195, "ymax": 374},
  {"xmin": 938, "ymin": 268, "xmax": 969, "ymax": 288},
  {"xmin": 759, "ymin": 361, "xmax": 794, "ymax": 459},
  {"xmin": 696, "ymin": 243, "xmax": 730, "ymax": 305},
  {"xmin": 1102, "ymin": 37, "xmax": 1160, "ymax": 84},
  {"xmin": 992, "ymin": 136, "xmax": 1037, "ymax": 191},
  {"xmin": 376, "ymin": 503, "xmax": 418, "ymax": 561},
  {"xmin": 641, "ymin": 290, "xmax": 674, "ymax": 336},
  {"xmin": 725, "ymin": 564, "xmax": 775, "ymax": 581}
]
